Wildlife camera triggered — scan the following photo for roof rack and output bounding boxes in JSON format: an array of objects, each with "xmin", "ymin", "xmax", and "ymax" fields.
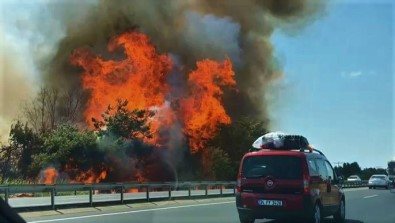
[
  {"xmin": 248, "ymin": 147, "xmax": 326, "ymax": 157},
  {"xmin": 298, "ymin": 148, "xmax": 326, "ymax": 157}
]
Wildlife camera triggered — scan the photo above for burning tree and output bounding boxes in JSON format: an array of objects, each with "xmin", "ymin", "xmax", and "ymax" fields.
[{"xmin": 68, "ymin": 30, "xmax": 237, "ymax": 181}]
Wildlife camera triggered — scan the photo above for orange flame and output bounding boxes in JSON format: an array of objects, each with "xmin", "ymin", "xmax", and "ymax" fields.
[
  {"xmin": 75, "ymin": 169, "xmax": 107, "ymax": 184},
  {"xmin": 126, "ymin": 188, "xmax": 139, "ymax": 193},
  {"xmin": 71, "ymin": 30, "xmax": 236, "ymax": 162},
  {"xmin": 42, "ymin": 167, "xmax": 58, "ymax": 184},
  {"xmin": 181, "ymin": 59, "xmax": 235, "ymax": 153},
  {"xmin": 70, "ymin": 31, "xmax": 173, "ymax": 137}
]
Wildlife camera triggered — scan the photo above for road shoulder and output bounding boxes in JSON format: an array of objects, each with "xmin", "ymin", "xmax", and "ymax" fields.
[{"xmin": 20, "ymin": 197, "xmax": 235, "ymax": 221}]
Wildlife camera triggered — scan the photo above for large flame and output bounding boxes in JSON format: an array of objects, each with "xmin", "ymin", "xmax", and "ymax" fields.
[
  {"xmin": 70, "ymin": 31, "xmax": 236, "ymax": 181},
  {"xmin": 71, "ymin": 31, "xmax": 173, "ymax": 132},
  {"xmin": 181, "ymin": 59, "xmax": 235, "ymax": 153}
]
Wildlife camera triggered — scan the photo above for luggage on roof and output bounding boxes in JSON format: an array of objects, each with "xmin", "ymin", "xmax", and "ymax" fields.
[{"xmin": 251, "ymin": 132, "xmax": 310, "ymax": 151}]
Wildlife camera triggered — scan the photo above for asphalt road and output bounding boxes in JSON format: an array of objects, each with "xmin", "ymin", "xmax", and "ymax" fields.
[
  {"xmin": 9, "ymin": 189, "xmax": 234, "ymax": 208},
  {"xmin": 23, "ymin": 188, "xmax": 395, "ymax": 223}
]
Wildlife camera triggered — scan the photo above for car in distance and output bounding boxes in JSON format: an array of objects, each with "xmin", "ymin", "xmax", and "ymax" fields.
[
  {"xmin": 346, "ymin": 175, "xmax": 362, "ymax": 182},
  {"xmin": 368, "ymin": 174, "xmax": 390, "ymax": 189},
  {"xmin": 236, "ymin": 133, "xmax": 345, "ymax": 223}
]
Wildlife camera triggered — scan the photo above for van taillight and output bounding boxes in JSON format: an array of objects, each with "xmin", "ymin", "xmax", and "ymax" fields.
[
  {"xmin": 236, "ymin": 175, "xmax": 241, "ymax": 192},
  {"xmin": 303, "ymin": 173, "xmax": 310, "ymax": 195}
]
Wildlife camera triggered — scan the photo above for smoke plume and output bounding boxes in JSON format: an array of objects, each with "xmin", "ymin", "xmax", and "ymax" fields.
[
  {"xmin": 0, "ymin": 0, "xmax": 323, "ymax": 140},
  {"xmin": 43, "ymin": 0, "xmax": 323, "ymax": 122},
  {"xmin": 0, "ymin": 0, "xmax": 324, "ymax": 182}
]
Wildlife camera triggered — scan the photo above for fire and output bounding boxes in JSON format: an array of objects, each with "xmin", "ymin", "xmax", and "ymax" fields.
[
  {"xmin": 126, "ymin": 188, "xmax": 139, "ymax": 193},
  {"xmin": 181, "ymin": 59, "xmax": 235, "ymax": 153},
  {"xmin": 70, "ymin": 31, "xmax": 173, "ymax": 135},
  {"xmin": 70, "ymin": 30, "xmax": 236, "ymax": 180},
  {"xmin": 41, "ymin": 167, "xmax": 58, "ymax": 184},
  {"xmin": 75, "ymin": 169, "xmax": 107, "ymax": 184}
]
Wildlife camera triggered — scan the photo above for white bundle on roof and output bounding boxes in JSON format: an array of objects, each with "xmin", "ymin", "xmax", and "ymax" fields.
[{"xmin": 252, "ymin": 131, "xmax": 287, "ymax": 149}]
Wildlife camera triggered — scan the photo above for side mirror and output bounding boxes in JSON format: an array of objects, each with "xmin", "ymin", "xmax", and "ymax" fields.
[{"xmin": 336, "ymin": 176, "xmax": 344, "ymax": 184}]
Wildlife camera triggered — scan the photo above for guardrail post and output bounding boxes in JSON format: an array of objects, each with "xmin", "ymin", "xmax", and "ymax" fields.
[
  {"xmin": 89, "ymin": 185, "xmax": 93, "ymax": 207},
  {"xmin": 205, "ymin": 185, "xmax": 208, "ymax": 197},
  {"xmin": 51, "ymin": 187, "xmax": 55, "ymax": 210},
  {"xmin": 146, "ymin": 185, "xmax": 150, "ymax": 202},
  {"xmin": 233, "ymin": 186, "xmax": 236, "ymax": 195},
  {"xmin": 188, "ymin": 184, "xmax": 191, "ymax": 198},
  {"xmin": 220, "ymin": 185, "xmax": 223, "ymax": 196},
  {"xmin": 168, "ymin": 185, "xmax": 172, "ymax": 200},
  {"xmin": 74, "ymin": 190, "xmax": 77, "ymax": 196},
  {"xmin": 5, "ymin": 187, "xmax": 9, "ymax": 204},
  {"xmin": 120, "ymin": 185, "xmax": 124, "ymax": 204}
]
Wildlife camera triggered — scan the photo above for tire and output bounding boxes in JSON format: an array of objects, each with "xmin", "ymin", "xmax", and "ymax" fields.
[
  {"xmin": 239, "ymin": 216, "xmax": 255, "ymax": 223},
  {"xmin": 385, "ymin": 186, "xmax": 389, "ymax": 190},
  {"xmin": 307, "ymin": 203, "xmax": 321, "ymax": 223},
  {"xmin": 333, "ymin": 199, "xmax": 346, "ymax": 223},
  {"xmin": 369, "ymin": 187, "xmax": 371, "ymax": 189}
]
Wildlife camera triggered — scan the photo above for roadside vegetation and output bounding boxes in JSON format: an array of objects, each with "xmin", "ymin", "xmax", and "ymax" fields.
[{"xmin": 0, "ymin": 87, "xmax": 267, "ymax": 184}]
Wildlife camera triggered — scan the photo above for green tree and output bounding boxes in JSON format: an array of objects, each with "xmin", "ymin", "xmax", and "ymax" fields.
[
  {"xmin": 91, "ymin": 99, "xmax": 158, "ymax": 182},
  {"xmin": 9, "ymin": 121, "xmax": 42, "ymax": 178},
  {"xmin": 93, "ymin": 99, "xmax": 154, "ymax": 141},
  {"xmin": 360, "ymin": 168, "xmax": 387, "ymax": 180},
  {"xmin": 202, "ymin": 147, "xmax": 233, "ymax": 180},
  {"xmin": 31, "ymin": 124, "xmax": 101, "ymax": 180},
  {"xmin": 0, "ymin": 144, "xmax": 18, "ymax": 183},
  {"xmin": 336, "ymin": 162, "xmax": 362, "ymax": 178},
  {"xmin": 208, "ymin": 117, "xmax": 268, "ymax": 179}
]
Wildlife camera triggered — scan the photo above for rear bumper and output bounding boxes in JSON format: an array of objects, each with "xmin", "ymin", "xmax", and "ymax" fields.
[
  {"xmin": 368, "ymin": 182, "xmax": 388, "ymax": 187},
  {"xmin": 237, "ymin": 207, "xmax": 308, "ymax": 219},
  {"xmin": 236, "ymin": 193, "xmax": 313, "ymax": 220}
]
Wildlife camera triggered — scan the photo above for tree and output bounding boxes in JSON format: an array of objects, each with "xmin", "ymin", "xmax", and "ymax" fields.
[
  {"xmin": 202, "ymin": 147, "xmax": 233, "ymax": 180},
  {"xmin": 9, "ymin": 121, "xmax": 41, "ymax": 178},
  {"xmin": 91, "ymin": 99, "xmax": 161, "ymax": 182},
  {"xmin": 208, "ymin": 117, "xmax": 268, "ymax": 179},
  {"xmin": 24, "ymin": 87, "xmax": 58, "ymax": 133},
  {"xmin": 341, "ymin": 162, "xmax": 362, "ymax": 178},
  {"xmin": 360, "ymin": 168, "xmax": 387, "ymax": 180},
  {"xmin": 0, "ymin": 144, "xmax": 18, "ymax": 183},
  {"xmin": 57, "ymin": 87, "xmax": 86, "ymax": 124},
  {"xmin": 31, "ymin": 124, "xmax": 101, "ymax": 180},
  {"xmin": 23, "ymin": 87, "xmax": 86, "ymax": 134},
  {"xmin": 93, "ymin": 99, "xmax": 154, "ymax": 141}
]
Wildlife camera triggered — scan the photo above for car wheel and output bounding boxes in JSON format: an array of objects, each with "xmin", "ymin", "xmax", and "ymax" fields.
[
  {"xmin": 334, "ymin": 199, "xmax": 346, "ymax": 223},
  {"xmin": 307, "ymin": 203, "xmax": 321, "ymax": 223},
  {"xmin": 385, "ymin": 185, "xmax": 389, "ymax": 190},
  {"xmin": 239, "ymin": 216, "xmax": 254, "ymax": 223},
  {"xmin": 369, "ymin": 187, "xmax": 371, "ymax": 189}
]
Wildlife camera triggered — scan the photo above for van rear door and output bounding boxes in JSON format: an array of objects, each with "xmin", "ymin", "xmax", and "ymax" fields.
[{"xmin": 241, "ymin": 155, "xmax": 303, "ymax": 193}]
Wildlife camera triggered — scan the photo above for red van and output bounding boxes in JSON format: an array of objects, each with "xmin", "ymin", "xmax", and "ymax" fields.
[{"xmin": 236, "ymin": 145, "xmax": 345, "ymax": 223}]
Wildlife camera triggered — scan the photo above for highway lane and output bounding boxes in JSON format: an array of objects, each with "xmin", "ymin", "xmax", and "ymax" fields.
[
  {"xmin": 8, "ymin": 189, "xmax": 235, "ymax": 208},
  {"xmin": 23, "ymin": 188, "xmax": 395, "ymax": 223}
]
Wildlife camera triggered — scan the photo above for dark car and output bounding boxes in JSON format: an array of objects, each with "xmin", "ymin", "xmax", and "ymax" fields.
[{"xmin": 236, "ymin": 137, "xmax": 345, "ymax": 223}]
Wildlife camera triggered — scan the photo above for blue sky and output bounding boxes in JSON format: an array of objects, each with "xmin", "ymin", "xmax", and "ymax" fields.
[{"xmin": 270, "ymin": 0, "xmax": 394, "ymax": 168}]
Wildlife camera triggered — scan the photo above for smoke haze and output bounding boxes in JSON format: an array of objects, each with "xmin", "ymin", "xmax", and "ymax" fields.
[{"xmin": 0, "ymin": 0, "xmax": 323, "ymax": 141}]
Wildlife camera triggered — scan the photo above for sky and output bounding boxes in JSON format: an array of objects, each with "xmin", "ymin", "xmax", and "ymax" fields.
[{"xmin": 270, "ymin": 0, "xmax": 394, "ymax": 168}]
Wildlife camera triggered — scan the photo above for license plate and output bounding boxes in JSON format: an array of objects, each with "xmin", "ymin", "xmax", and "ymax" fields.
[{"xmin": 258, "ymin": 199, "xmax": 283, "ymax": 206}]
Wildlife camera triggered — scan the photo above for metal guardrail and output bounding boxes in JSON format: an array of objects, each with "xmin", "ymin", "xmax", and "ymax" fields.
[
  {"xmin": 342, "ymin": 180, "xmax": 369, "ymax": 188},
  {"xmin": 0, "ymin": 181, "xmax": 236, "ymax": 210},
  {"xmin": 0, "ymin": 180, "xmax": 369, "ymax": 210}
]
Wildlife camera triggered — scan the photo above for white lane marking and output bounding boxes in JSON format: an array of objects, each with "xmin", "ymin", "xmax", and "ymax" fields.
[
  {"xmin": 343, "ymin": 187, "xmax": 368, "ymax": 192},
  {"xmin": 28, "ymin": 201, "xmax": 235, "ymax": 223},
  {"xmin": 363, "ymin": 194, "xmax": 378, "ymax": 199}
]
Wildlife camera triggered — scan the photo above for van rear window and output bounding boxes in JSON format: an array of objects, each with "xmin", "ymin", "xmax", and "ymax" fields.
[{"xmin": 242, "ymin": 156, "xmax": 302, "ymax": 179}]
